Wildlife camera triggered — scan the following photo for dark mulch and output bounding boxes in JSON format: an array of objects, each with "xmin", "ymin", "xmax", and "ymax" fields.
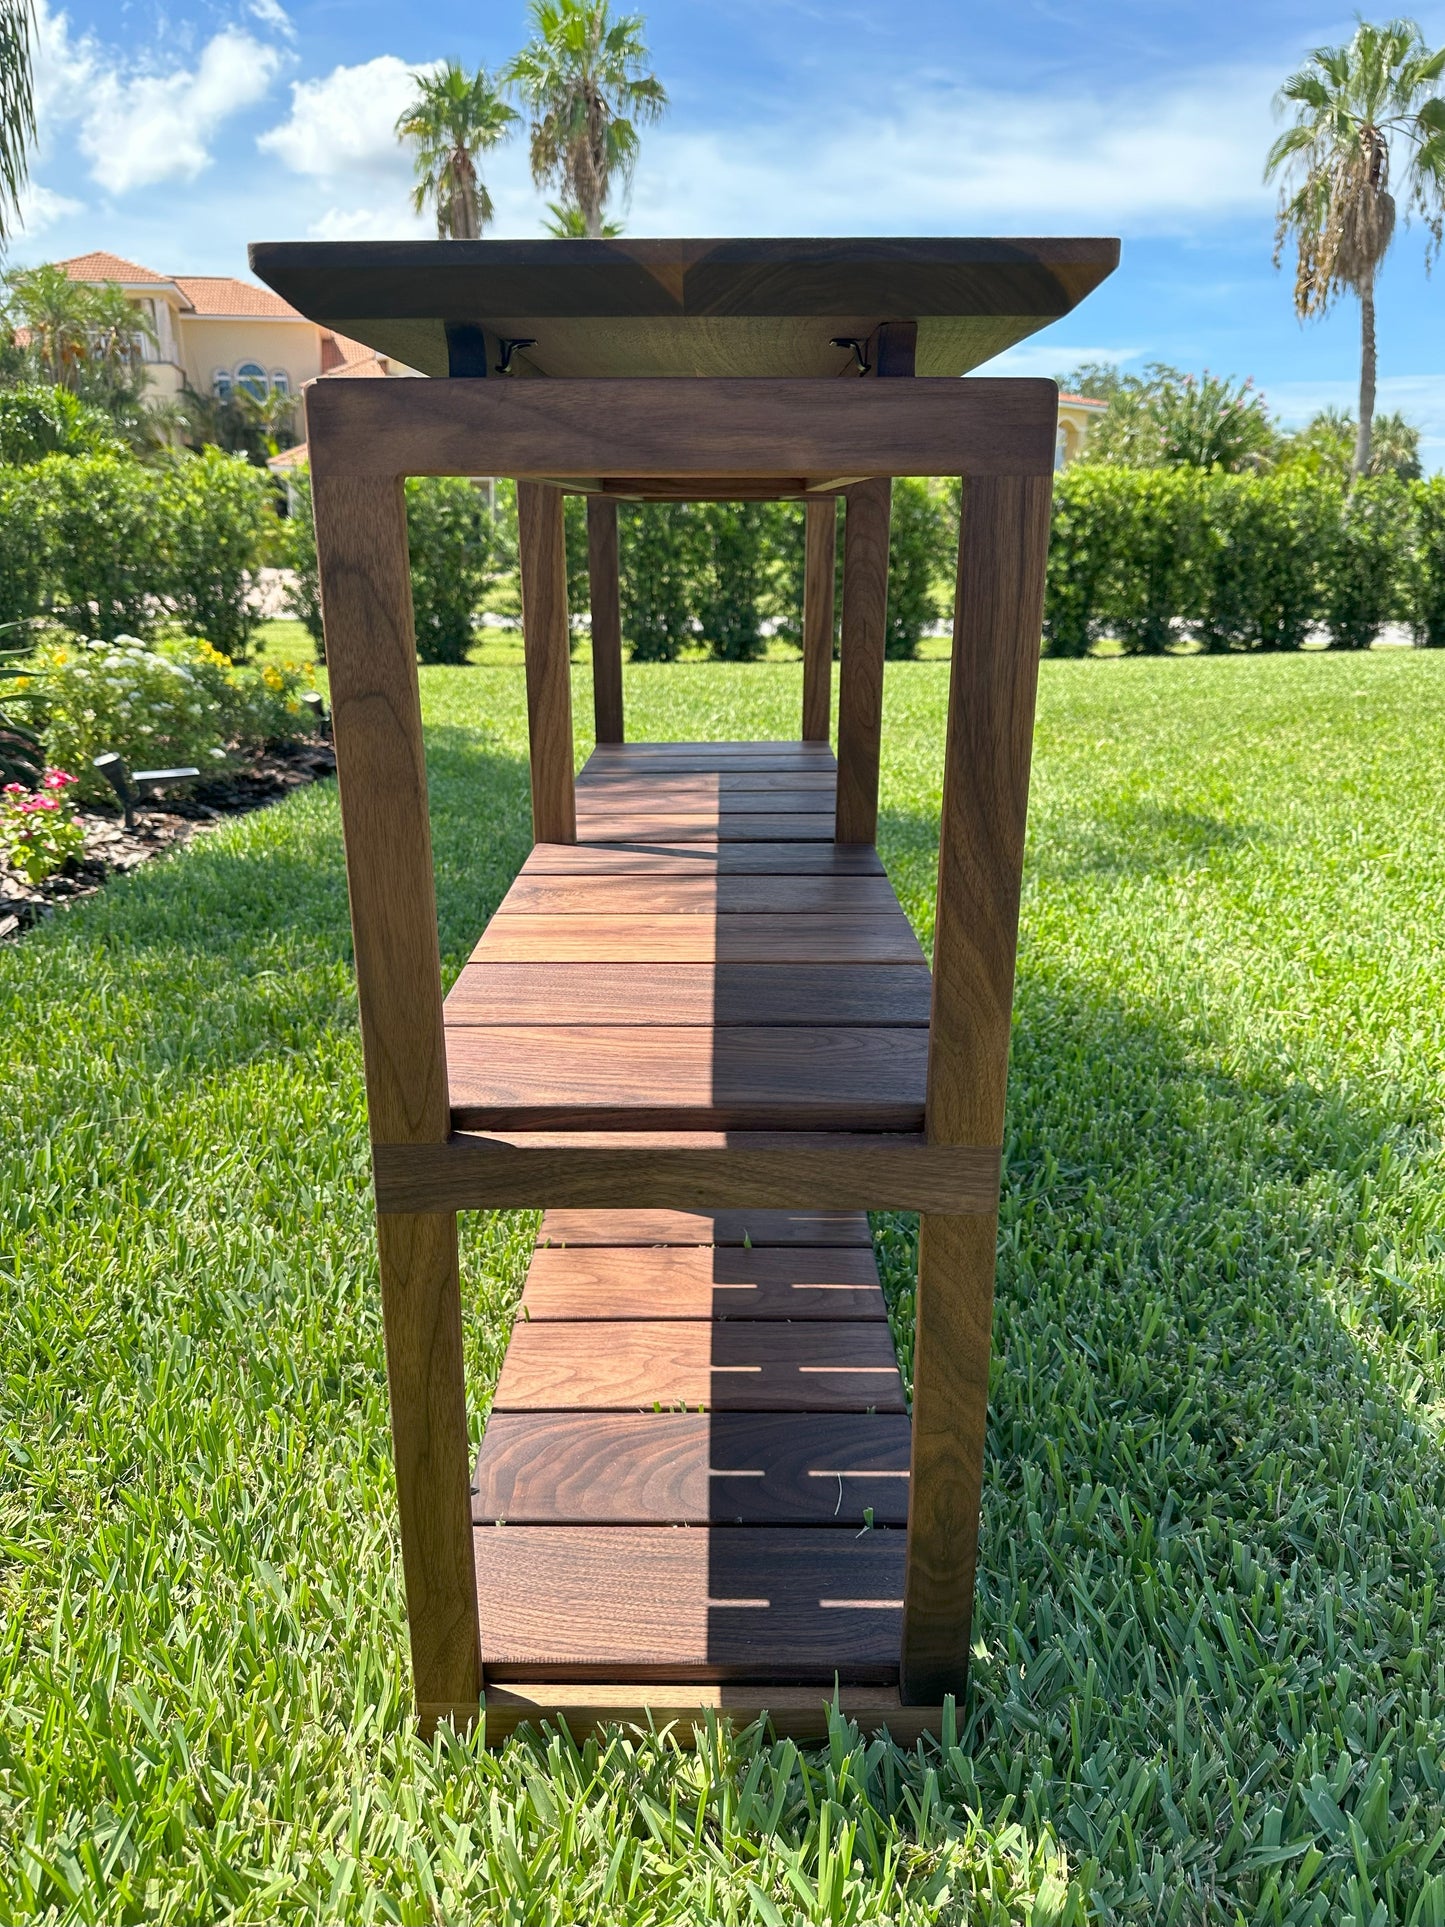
[{"xmin": 0, "ymin": 740, "xmax": 336, "ymax": 940}]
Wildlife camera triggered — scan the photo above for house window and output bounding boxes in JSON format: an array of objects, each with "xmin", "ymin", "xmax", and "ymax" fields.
[
  {"xmin": 236, "ymin": 360, "xmax": 268, "ymax": 401},
  {"xmin": 270, "ymin": 369, "xmax": 290, "ymax": 396},
  {"xmin": 213, "ymin": 368, "xmax": 233, "ymax": 400}
]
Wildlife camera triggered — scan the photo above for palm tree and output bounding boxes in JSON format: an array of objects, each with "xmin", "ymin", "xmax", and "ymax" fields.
[
  {"xmin": 542, "ymin": 198, "xmax": 623, "ymax": 238},
  {"xmin": 1266, "ymin": 19, "xmax": 1445, "ymax": 480},
  {"xmin": 0, "ymin": 0, "xmax": 35, "ymax": 247},
  {"xmin": 505, "ymin": 0, "xmax": 667, "ymax": 239},
  {"xmin": 395, "ymin": 61, "xmax": 518, "ymax": 241}
]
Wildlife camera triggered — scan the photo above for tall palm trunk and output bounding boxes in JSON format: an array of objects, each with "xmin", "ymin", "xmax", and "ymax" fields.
[{"xmin": 1353, "ymin": 275, "xmax": 1377, "ymax": 482}]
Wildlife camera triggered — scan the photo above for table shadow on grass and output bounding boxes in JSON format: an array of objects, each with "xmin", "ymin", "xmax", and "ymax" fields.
[{"xmin": 872, "ymin": 966, "xmax": 1445, "ymax": 1909}]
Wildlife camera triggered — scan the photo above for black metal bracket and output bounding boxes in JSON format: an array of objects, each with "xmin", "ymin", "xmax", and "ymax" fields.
[
  {"xmin": 830, "ymin": 336, "xmax": 871, "ymax": 377},
  {"xmin": 496, "ymin": 337, "xmax": 538, "ymax": 376}
]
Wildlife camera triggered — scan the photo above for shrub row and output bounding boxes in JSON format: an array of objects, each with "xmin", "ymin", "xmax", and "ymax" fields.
[
  {"xmin": 283, "ymin": 472, "xmax": 949, "ymax": 664},
  {"xmin": 0, "ymin": 450, "xmax": 273, "ymax": 657},
  {"xmin": 1045, "ymin": 468, "xmax": 1445, "ymax": 654}
]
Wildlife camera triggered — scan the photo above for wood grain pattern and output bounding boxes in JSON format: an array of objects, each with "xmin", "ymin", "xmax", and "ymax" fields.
[
  {"xmin": 926, "ymin": 471, "xmax": 1052, "ymax": 1150},
  {"xmin": 303, "ymin": 376, "xmax": 1061, "ymax": 484},
  {"xmin": 835, "ymin": 479, "xmax": 892, "ymax": 845},
  {"xmin": 472, "ymin": 1412, "xmax": 909, "ymax": 1524},
  {"xmin": 577, "ymin": 784, "xmax": 835, "ymax": 812},
  {"xmin": 376, "ymin": 1211, "xmax": 482, "ymax": 1730},
  {"xmin": 539, "ymin": 1208, "xmax": 873, "ymax": 1247},
  {"xmin": 493, "ymin": 1318, "xmax": 905, "ymax": 1412},
  {"xmin": 586, "ymin": 496, "xmax": 623, "ymax": 744},
  {"xmin": 521, "ymin": 1243, "xmax": 885, "ymax": 1320},
  {"xmin": 482, "ymin": 1681, "xmax": 942, "ymax": 1747},
  {"xmin": 475, "ymin": 1526, "xmax": 905, "ymax": 1681},
  {"xmin": 469, "ymin": 912, "xmax": 923, "ymax": 966},
  {"xmin": 576, "ymin": 812, "xmax": 837, "ymax": 843},
  {"xmin": 587, "ymin": 742, "xmax": 837, "ymax": 771},
  {"xmin": 901, "ymin": 470, "xmax": 1055, "ymax": 1706},
  {"xmin": 521, "ymin": 839, "xmax": 884, "ymax": 876},
  {"xmin": 253, "ymin": 235, "xmax": 1120, "ymax": 383},
  {"xmin": 802, "ymin": 497, "xmax": 837, "ymax": 743},
  {"xmin": 517, "ymin": 481, "xmax": 576, "ymax": 845},
  {"xmin": 495, "ymin": 872, "xmax": 899, "ymax": 915},
  {"xmin": 900, "ymin": 1212, "xmax": 997, "ymax": 1706},
  {"xmin": 444, "ymin": 962, "xmax": 933, "ymax": 1028},
  {"xmin": 307, "ymin": 471, "xmax": 448, "ymax": 1148},
  {"xmin": 374, "ymin": 1132, "xmax": 998, "ymax": 1215},
  {"xmin": 446, "ymin": 1025, "xmax": 928, "ymax": 1130},
  {"xmin": 580, "ymin": 770, "xmax": 839, "ymax": 795}
]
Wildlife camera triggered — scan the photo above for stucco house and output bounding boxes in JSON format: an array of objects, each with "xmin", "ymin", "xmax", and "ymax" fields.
[
  {"xmin": 1056, "ymin": 393, "xmax": 1105, "ymax": 467},
  {"xmin": 54, "ymin": 251, "xmax": 409, "ymax": 401}
]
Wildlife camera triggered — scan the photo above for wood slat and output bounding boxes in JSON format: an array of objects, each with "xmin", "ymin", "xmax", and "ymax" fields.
[
  {"xmin": 445, "ymin": 962, "xmax": 932, "ymax": 1028},
  {"xmin": 577, "ymin": 786, "xmax": 834, "ymax": 813},
  {"xmin": 522, "ymin": 1244, "xmax": 884, "ymax": 1320},
  {"xmin": 374, "ymin": 1132, "xmax": 996, "ymax": 1215},
  {"xmin": 481, "ymin": 1681, "xmax": 941, "ymax": 1747},
  {"xmin": 469, "ymin": 913, "xmax": 923, "ymax": 966},
  {"xmin": 576, "ymin": 813, "xmax": 837, "ymax": 843},
  {"xmin": 586, "ymin": 740, "xmax": 835, "ymax": 763},
  {"xmin": 539, "ymin": 1208, "xmax": 871, "ymax": 1247},
  {"xmin": 476, "ymin": 1525, "xmax": 905, "ymax": 1681},
  {"xmin": 493, "ymin": 1319, "xmax": 905, "ymax": 1412},
  {"xmin": 496, "ymin": 873, "xmax": 902, "ymax": 915},
  {"xmin": 447, "ymin": 1026, "xmax": 928, "ymax": 1131},
  {"xmin": 521, "ymin": 841, "xmax": 883, "ymax": 876},
  {"xmin": 472, "ymin": 1412, "xmax": 910, "ymax": 1524},
  {"xmin": 579, "ymin": 770, "xmax": 839, "ymax": 794}
]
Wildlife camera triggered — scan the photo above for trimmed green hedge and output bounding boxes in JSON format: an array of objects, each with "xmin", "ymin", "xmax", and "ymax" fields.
[
  {"xmin": 0, "ymin": 450, "xmax": 273, "ymax": 654},
  {"xmin": 1044, "ymin": 468, "xmax": 1441, "ymax": 654}
]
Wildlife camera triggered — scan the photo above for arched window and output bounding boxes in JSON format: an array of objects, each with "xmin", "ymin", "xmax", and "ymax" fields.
[
  {"xmin": 236, "ymin": 360, "xmax": 268, "ymax": 401},
  {"xmin": 212, "ymin": 368, "xmax": 233, "ymax": 400},
  {"xmin": 270, "ymin": 369, "xmax": 290, "ymax": 396}
]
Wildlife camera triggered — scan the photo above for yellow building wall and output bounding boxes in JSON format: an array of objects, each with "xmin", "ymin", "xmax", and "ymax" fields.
[{"xmin": 175, "ymin": 317, "xmax": 323, "ymax": 396}]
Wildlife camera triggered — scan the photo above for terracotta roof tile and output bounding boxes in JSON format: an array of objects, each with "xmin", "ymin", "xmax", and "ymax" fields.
[
  {"xmin": 171, "ymin": 276, "xmax": 302, "ymax": 319},
  {"xmin": 57, "ymin": 251, "xmax": 170, "ymax": 286}
]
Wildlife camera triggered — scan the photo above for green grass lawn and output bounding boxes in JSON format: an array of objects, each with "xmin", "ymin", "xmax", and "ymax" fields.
[{"xmin": 3, "ymin": 653, "xmax": 1444, "ymax": 1924}]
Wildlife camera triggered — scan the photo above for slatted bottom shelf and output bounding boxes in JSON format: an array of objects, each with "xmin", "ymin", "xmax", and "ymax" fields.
[
  {"xmin": 473, "ymin": 1209, "xmax": 916, "ymax": 1704},
  {"xmin": 461, "ymin": 743, "xmax": 944, "ymax": 1740}
]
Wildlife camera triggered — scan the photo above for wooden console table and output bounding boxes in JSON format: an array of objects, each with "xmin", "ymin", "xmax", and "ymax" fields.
[{"xmin": 251, "ymin": 235, "xmax": 1118, "ymax": 1744}]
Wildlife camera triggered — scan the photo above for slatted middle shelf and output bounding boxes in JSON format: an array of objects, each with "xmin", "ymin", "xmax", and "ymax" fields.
[
  {"xmin": 443, "ymin": 740, "xmax": 932, "ymax": 1134},
  {"xmin": 473, "ymin": 1208, "xmax": 910, "ymax": 1683}
]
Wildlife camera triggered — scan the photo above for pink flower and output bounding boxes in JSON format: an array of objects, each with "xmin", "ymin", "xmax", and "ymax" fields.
[
  {"xmin": 2, "ymin": 783, "xmax": 24, "ymax": 796},
  {"xmin": 41, "ymin": 769, "xmax": 75, "ymax": 790}
]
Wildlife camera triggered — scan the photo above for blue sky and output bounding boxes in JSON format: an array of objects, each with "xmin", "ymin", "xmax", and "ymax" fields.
[{"xmin": 11, "ymin": 0, "xmax": 1445, "ymax": 465}]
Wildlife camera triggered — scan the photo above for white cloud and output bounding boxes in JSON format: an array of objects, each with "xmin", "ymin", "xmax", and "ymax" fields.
[
  {"xmin": 28, "ymin": 1, "xmax": 286, "ymax": 197},
  {"xmin": 258, "ymin": 56, "xmax": 428, "ymax": 182},
  {"xmin": 13, "ymin": 180, "xmax": 82, "ymax": 235},
  {"xmin": 81, "ymin": 28, "xmax": 284, "ymax": 192},
  {"xmin": 248, "ymin": 0, "xmax": 294, "ymax": 35},
  {"xmin": 306, "ymin": 201, "xmax": 425, "ymax": 241},
  {"xmin": 618, "ymin": 70, "xmax": 1279, "ymax": 237},
  {"xmin": 258, "ymin": 54, "xmax": 548, "ymax": 240}
]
